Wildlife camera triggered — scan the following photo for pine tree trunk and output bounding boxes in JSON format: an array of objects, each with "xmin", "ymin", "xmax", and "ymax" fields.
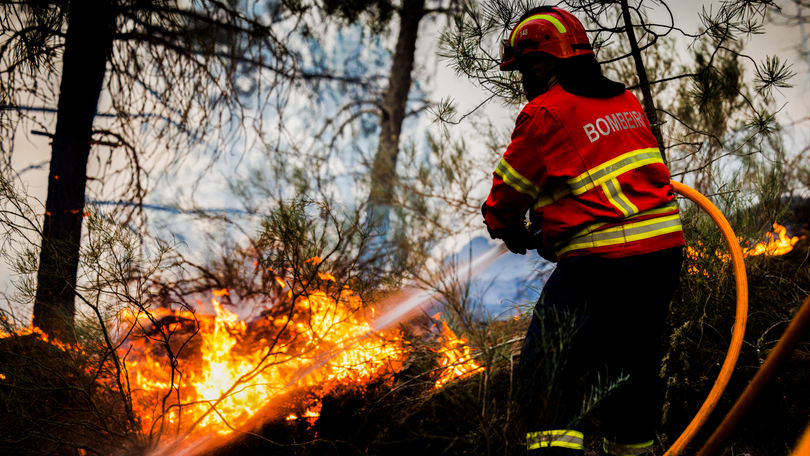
[
  {"xmin": 366, "ymin": 0, "xmax": 425, "ymax": 231},
  {"xmin": 620, "ymin": 0, "xmax": 668, "ymax": 166},
  {"xmin": 32, "ymin": 1, "xmax": 116, "ymax": 338}
]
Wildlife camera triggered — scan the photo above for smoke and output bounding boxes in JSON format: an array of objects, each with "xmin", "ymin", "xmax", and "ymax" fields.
[{"xmin": 371, "ymin": 242, "xmax": 510, "ymax": 331}]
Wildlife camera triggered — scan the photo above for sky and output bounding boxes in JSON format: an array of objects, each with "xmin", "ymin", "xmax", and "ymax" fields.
[{"xmin": 2, "ymin": 0, "xmax": 809, "ymax": 320}]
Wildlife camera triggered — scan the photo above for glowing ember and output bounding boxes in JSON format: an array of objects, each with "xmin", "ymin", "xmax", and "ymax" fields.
[
  {"xmin": 302, "ymin": 401, "xmax": 322, "ymax": 426},
  {"xmin": 432, "ymin": 314, "xmax": 484, "ymax": 389},
  {"xmin": 123, "ymin": 288, "xmax": 407, "ymax": 437}
]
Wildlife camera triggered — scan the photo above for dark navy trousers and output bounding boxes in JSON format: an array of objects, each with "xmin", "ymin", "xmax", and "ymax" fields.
[{"xmin": 518, "ymin": 246, "xmax": 683, "ymax": 445}]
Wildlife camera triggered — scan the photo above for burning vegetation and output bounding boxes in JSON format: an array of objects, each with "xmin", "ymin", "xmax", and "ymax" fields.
[
  {"xmin": 1, "ymin": 276, "xmax": 488, "ymax": 453},
  {"xmin": 431, "ymin": 314, "xmax": 484, "ymax": 389},
  {"xmin": 113, "ymin": 276, "xmax": 484, "ymax": 444},
  {"xmin": 122, "ymin": 288, "xmax": 410, "ymax": 437},
  {"xmin": 742, "ymin": 223, "xmax": 802, "ymax": 257},
  {"xmin": 0, "ymin": 198, "xmax": 807, "ymax": 456},
  {"xmin": 686, "ymin": 223, "xmax": 805, "ymax": 276}
]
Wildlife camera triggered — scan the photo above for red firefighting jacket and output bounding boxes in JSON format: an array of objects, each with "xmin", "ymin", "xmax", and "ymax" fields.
[{"xmin": 484, "ymin": 84, "xmax": 684, "ymax": 259}]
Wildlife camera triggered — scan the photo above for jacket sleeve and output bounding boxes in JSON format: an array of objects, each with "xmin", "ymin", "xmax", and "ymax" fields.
[{"xmin": 483, "ymin": 106, "xmax": 548, "ymax": 236}]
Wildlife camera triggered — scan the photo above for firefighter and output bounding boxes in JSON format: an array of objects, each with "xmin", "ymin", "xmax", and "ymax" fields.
[{"xmin": 481, "ymin": 6, "xmax": 685, "ymax": 456}]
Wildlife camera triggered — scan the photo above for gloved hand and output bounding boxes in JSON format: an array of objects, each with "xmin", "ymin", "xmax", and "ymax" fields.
[
  {"xmin": 500, "ymin": 227, "xmax": 530, "ymax": 255},
  {"xmin": 526, "ymin": 226, "xmax": 558, "ymax": 263},
  {"xmin": 482, "ymin": 202, "xmax": 499, "ymax": 240},
  {"xmin": 482, "ymin": 202, "xmax": 530, "ymax": 255}
]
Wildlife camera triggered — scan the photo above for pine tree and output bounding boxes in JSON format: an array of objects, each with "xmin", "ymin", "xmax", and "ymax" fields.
[{"xmin": 0, "ymin": 1, "xmax": 303, "ymax": 337}]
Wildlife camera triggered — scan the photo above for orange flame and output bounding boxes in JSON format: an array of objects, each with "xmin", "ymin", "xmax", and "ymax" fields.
[
  {"xmin": 742, "ymin": 223, "xmax": 802, "ymax": 257},
  {"xmin": 302, "ymin": 401, "xmax": 322, "ymax": 426},
  {"xmin": 123, "ymin": 288, "xmax": 407, "ymax": 437},
  {"xmin": 318, "ymin": 272, "xmax": 337, "ymax": 282},
  {"xmin": 2, "ymin": 279, "xmax": 487, "ymax": 440},
  {"xmin": 0, "ymin": 324, "xmax": 88, "ymax": 383},
  {"xmin": 686, "ymin": 223, "xmax": 805, "ymax": 276},
  {"xmin": 432, "ymin": 315, "xmax": 484, "ymax": 389},
  {"xmin": 0, "ymin": 323, "xmax": 84, "ymax": 354}
]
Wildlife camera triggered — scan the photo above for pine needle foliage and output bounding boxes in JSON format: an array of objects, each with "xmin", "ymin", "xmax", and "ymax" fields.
[{"xmin": 1, "ymin": 173, "xmax": 178, "ymax": 455}]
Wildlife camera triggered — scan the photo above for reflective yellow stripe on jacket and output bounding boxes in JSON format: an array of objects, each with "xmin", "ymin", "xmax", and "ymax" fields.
[
  {"xmin": 556, "ymin": 213, "xmax": 682, "ymax": 256},
  {"xmin": 551, "ymin": 200, "xmax": 679, "ymax": 252},
  {"xmin": 533, "ymin": 147, "xmax": 663, "ymax": 210},
  {"xmin": 496, "ymin": 148, "xmax": 678, "ymax": 255},
  {"xmin": 526, "ymin": 430, "xmax": 584, "ymax": 450},
  {"xmin": 533, "ymin": 184, "xmax": 570, "ymax": 210},
  {"xmin": 496, "ymin": 157, "xmax": 541, "ymax": 199},
  {"xmin": 602, "ymin": 177, "xmax": 639, "ymax": 217},
  {"xmin": 566, "ymin": 147, "xmax": 663, "ymax": 195}
]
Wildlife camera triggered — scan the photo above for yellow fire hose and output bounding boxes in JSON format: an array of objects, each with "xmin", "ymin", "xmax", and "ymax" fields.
[{"xmin": 664, "ymin": 181, "xmax": 749, "ymax": 456}]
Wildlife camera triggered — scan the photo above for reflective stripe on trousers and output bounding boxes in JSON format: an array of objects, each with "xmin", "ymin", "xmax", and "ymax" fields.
[
  {"xmin": 527, "ymin": 430, "xmax": 584, "ymax": 450},
  {"xmin": 603, "ymin": 439, "xmax": 654, "ymax": 456}
]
